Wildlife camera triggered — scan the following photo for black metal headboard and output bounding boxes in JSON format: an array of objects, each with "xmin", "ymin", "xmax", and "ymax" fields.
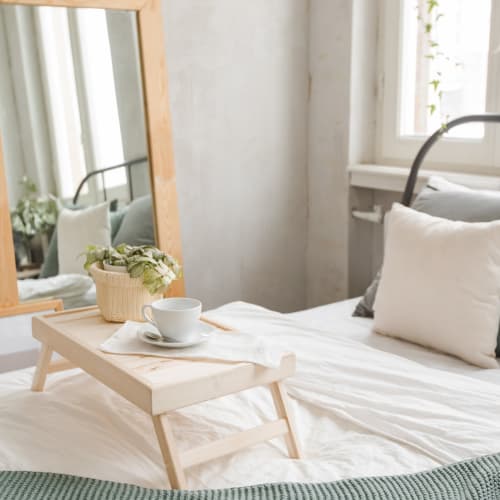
[
  {"xmin": 401, "ymin": 113, "xmax": 500, "ymax": 206},
  {"xmin": 72, "ymin": 156, "xmax": 148, "ymax": 206}
]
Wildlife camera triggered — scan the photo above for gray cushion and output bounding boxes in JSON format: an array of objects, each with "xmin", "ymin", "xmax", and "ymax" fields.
[
  {"xmin": 353, "ymin": 179, "xmax": 500, "ymax": 357},
  {"xmin": 39, "ymin": 209, "xmax": 126, "ymax": 278},
  {"xmin": 413, "ymin": 190, "xmax": 500, "ymax": 222},
  {"xmin": 352, "ymin": 270, "xmax": 380, "ymax": 317},
  {"xmin": 112, "ymin": 195, "xmax": 155, "ymax": 247},
  {"xmin": 38, "ymin": 228, "xmax": 59, "ymax": 279}
]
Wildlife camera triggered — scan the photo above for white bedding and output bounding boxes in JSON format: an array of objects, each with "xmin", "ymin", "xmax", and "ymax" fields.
[
  {"xmin": 1, "ymin": 299, "xmax": 500, "ymax": 490},
  {"xmin": 0, "ymin": 282, "xmax": 96, "ymax": 373}
]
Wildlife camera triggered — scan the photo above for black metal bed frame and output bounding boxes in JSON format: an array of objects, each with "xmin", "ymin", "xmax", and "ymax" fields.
[
  {"xmin": 401, "ymin": 113, "xmax": 500, "ymax": 206},
  {"xmin": 72, "ymin": 156, "xmax": 148, "ymax": 205},
  {"xmin": 74, "ymin": 115, "xmax": 500, "ymax": 207}
]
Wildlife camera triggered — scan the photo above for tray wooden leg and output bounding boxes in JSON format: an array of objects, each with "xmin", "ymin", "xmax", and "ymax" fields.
[
  {"xmin": 270, "ymin": 381, "xmax": 302, "ymax": 459},
  {"xmin": 152, "ymin": 413, "xmax": 187, "ymax": 489},
  {"xmin": 31, "ymin": 343, "xmax": 53, "ymax": 392}
]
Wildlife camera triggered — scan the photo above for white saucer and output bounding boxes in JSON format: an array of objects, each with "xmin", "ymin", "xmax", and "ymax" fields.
[{"xmin": 137, "ymin": 321, "xmax": 215, "ymax": 349}]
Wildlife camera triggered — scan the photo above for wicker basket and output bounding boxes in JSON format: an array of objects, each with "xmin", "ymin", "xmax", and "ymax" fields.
[{"xmin": 90, "ymin": 263, "xmax": 161, "ymax": 322}]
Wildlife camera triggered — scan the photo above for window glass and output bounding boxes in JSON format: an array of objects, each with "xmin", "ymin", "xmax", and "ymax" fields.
[
  {"xmin": 76, "ymin": 8, "xmax": 126, "ymax": 187},
  {"xmin": 37, "ymin": 7, "xmax": 126, "ymax": 198},
  {"xmin": 399, "ymin": 0, "xmax": 491, "ymax": 139},
  {"xmin": 38, "ymin": 6, "xmax": 87, "ymax": 198}
]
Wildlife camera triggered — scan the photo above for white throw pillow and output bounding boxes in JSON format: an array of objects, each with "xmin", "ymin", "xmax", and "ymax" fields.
[
  {"xmin": 373, "ymin": 203, "xmax": 500, "ymax": 368},
  {"xmin": 57, "ymin": 203, "xmax": 111, "ymax": 275}
]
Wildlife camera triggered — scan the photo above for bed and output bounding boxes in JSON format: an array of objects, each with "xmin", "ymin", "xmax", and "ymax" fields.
[
  {"xmin": 1, "ymin": 298, "xmax": 500, "ymax": 491},
  {"xmin": 2, "ymin": 115, "xmax": 500, "ymax": 496}
]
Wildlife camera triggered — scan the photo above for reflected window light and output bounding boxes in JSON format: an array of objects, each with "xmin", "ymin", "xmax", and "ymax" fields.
[
  {"xmin": 37, "ymin": 6, "xmax": 87, "ymax": 199},
  {"xmin": 37, "ymin": 7, "xmax": 126, "ymax": 200},
  {"xmin": 76, "ymin": 8, "xmax": 126, "ymax": 188}
]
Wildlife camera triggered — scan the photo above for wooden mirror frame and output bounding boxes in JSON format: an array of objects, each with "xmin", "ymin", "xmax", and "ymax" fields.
[{"xmin": 0, "ymin": 0, "xmax": 184, "ymax": 318}]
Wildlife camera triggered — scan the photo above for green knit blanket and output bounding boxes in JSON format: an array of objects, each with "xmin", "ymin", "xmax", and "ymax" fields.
[{"xmin": 2, "ymin": 453, "xmax": 500, "ymax": 500}]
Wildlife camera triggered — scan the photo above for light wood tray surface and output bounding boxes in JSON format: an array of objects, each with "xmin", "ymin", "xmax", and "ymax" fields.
[
  {"xmin": 33, "ymin": 306, "xmax": 296, "ymax": 414},
  {"xmin": 31, "ymin": 306, "xmax": 300, "ymax": 489}
]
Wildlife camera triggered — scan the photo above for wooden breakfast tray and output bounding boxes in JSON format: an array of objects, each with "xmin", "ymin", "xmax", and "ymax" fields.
[{"xmin": 31, "ymin": 306, "xmax": 301, "ymax": 489}]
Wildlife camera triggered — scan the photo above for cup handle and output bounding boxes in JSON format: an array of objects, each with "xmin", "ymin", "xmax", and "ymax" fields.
[{"xmin": 142, "ymin": 304, "xmax": 157, "ymax": 327}]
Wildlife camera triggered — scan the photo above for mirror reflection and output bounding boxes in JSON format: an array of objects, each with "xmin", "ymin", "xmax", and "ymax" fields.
[{"xmin": 0, "ymin": 5, "xmax": 154, "ymax": 309}]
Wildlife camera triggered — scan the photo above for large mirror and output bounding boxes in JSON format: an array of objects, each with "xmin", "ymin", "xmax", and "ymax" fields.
[{"xmin": 0, "ymin": 4, "xmax": 159, "ymax": 310}]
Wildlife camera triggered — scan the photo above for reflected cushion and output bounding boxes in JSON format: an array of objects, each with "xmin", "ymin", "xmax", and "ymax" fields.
[
  {"xmin": 57, "ymin": 202, "xmax": 111, "ymax": 275},
  {"xmin": 40, "ymin": 208, "xmax": 126, "ymax": 278},
  {"xmin": 112, "ymin": 195, "xmax": 155, "ymax": 247}
]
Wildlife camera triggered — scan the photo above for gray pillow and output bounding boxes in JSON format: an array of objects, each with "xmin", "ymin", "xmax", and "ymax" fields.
[
  {"xmin": 352, "ymin": 270, "xmax": 381, "ymax": 317},
  {"xmin": 39, "ymin": 209, "xmax": 126, "ymax": 278},
  {"xmin": 38, "ymin": 228, "xmax": 59, "ymax": 278},
  {"xmin": 353, "ymin": 178, "xmax": 500, "ymax": 356},
  {"xmin": 413, "ymin": 190, "xmax": 500, "ymax": 222},
  {"xmin": 112, "ymin": 195, "xmax": 155, "ymax": 247}
]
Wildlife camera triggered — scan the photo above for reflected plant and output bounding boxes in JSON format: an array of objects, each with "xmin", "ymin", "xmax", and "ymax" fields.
[
  {"xmin": 10, "ymin": 176, "xmax": 59, "ymax": 242},
  {"xmin": 83, "ymin": 243, "xmax": 182, "ymax": 295}
]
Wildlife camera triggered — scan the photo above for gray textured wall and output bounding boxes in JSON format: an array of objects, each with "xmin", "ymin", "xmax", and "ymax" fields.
[
  {"xmin": 1, "ymin": 0, "xmax": 381, "ymax": 311},
  {"xmin": 163, "ymin": 0, "xmax": 310, "ymax": 311},
  {"xmin": 306, "ymin": 0, "xmax": 379, "ymax": 305}
]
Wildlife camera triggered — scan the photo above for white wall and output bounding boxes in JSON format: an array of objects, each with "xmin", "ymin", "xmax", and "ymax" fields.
[
  {"xmin": 348, "ymin": 0, "xmax": 380, "ymax": 296},
  {"xmin": 1, "ymin": 0, "xmax": 377, "ymax": 311},
  {"xmin": 305, "ymin": 0, "xmax": 379, "ymax": 306},
  {"xmin": 163, "ymin": 0, "xmax": 310, "ymax": 312},
  {"xmin": 106, "ymin": 10, "xmax": 151, "ymax": 199},
  {"xmin": 306, "ymin": 0, "xmax": 352, "ymax": 307}
]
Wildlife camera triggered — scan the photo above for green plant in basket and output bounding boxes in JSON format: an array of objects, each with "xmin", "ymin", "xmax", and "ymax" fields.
[{"xmin": 83, "ymin": 243, "xmax": 182, "ymax": 295}]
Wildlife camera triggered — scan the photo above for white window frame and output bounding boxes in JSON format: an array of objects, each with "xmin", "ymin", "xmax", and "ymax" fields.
[{"xmin": 376, "ymin": 0, "xmax": 500, "ymax": 173}]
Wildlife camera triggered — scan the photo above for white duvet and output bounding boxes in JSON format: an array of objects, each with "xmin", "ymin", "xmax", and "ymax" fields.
[{"xmin": 1, "ymin": 300, "xmax": 500, "ymax": 490}]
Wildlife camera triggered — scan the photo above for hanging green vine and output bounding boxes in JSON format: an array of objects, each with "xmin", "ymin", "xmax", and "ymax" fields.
[
  {"xmin": 416, "ymin": 0, "xmax": 462, "ymax": 128},
  {"xmin": 416, "ymin": 0, "xmax": 445, "ymax": 119}
]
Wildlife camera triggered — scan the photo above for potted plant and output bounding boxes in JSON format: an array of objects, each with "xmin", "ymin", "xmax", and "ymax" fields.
[
  {"xmin": 10, "ymin": 176, "xmax": 58, "ymax": 267},
  {"xmin": 83, "ymin": 244, "xmax": 182, "ymax": 322}
]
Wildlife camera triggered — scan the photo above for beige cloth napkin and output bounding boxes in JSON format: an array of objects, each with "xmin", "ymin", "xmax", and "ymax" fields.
[{"xmin": 99, "ymin": 321, "xmax": 290, "ymax": 368}]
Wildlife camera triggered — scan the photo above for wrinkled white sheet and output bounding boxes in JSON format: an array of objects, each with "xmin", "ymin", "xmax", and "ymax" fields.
[
  {"xmin": 1, "ymin": 300, "xmax": 500, "ymax": 490},
  {"xmin": 205, "ymin": 302, "xmax": 500, "ymax": 462}
]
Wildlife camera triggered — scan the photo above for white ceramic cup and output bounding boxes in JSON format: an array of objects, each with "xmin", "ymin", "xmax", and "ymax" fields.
[{"xmin": 142, "ymin": 297, "xmax": 202, "ymax": 341}]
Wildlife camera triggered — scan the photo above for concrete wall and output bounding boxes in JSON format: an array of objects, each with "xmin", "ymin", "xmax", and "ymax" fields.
[
  {"xmin": 306, "ymin": 0, "xmax": 352, "ymax": 307},
  {"xmin": 348, "ymin": 0, "xmax": 380, "ymax": 296},
  {"xmin": 306, "ymin": 0, "xmax": 379, "ymax": 305},
  {"xmin": 106, "ymin": 10, "xmax": 151, "ymax": 200},
  {"xmin": 163, "ymin": 0, "xmax": 310, "ymax": 311},
  {"xmin": 1, "ymin": 0, "xmax": 379, "ymax": 311}
]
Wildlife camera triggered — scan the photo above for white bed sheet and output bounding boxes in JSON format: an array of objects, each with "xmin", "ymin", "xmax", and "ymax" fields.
[
  {"xmin": 0, "ymin": 286, "xmax": 97, "ymax": 373},
  {"xmin": 1, "ymin": 299, "xmax": 500, "ymax": 490},
  {"xmin": 289, "ymin": 298, "xmax": 500, "ymax": 384}
]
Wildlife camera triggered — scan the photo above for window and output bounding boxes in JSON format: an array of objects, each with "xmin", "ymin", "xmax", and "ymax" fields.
[
  {"xmin": 36, "ymin": 7, "xmax": 126, "ymax": 199},
  {"xmin": 75, "ymin": 8, "xmax": 126, "ymax": 188},
  {"xmin": 37, "ymin": 6, "xmax": 87, "ymax": 199},
  {"xmin": 377, "ymin": 0, "xmax": 499, "ymax": 170}
]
